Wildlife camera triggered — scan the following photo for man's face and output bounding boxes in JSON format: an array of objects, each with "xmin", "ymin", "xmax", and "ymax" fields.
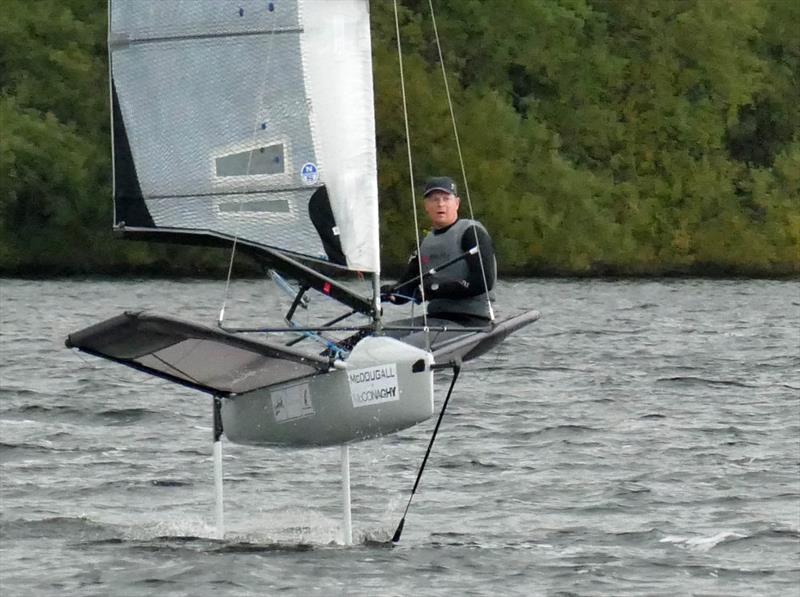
[{"xmin": 424, "ymin": 191, "xmax": 460, "ymax": 229}]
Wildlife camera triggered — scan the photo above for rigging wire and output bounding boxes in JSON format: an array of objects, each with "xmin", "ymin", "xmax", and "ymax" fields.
[
  {"xmin": 393, "ymin": 0, "xmax": 430, "ymax": 344},
  {"xmin": 71, "ymin": 349, "xmax": 161, "ymax": 386},
  {"xmin": 219, "ymin": 11, "xmax": 280, "ymax": 325},
  {"xmin": 427, "ymin": 0, "xmax": 495, "ymax": 322}
]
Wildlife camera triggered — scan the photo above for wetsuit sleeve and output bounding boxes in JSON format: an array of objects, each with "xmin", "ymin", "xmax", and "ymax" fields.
[
  {"xmin": 424, "ymin": 224, "xmax": 495, "ymax": 299},
  {"xmin": 462, "ymin": 224, "xmax": 496, "ymax": 292}
]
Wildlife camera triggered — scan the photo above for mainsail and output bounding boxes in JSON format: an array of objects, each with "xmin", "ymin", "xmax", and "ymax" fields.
[{"xmin": 110, "ymin": 0, "xmax": 380, "ymax": 273}]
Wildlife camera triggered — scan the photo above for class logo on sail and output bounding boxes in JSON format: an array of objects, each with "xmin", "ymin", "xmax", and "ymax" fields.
[{"xmin": 300, "ymin": 162, "xmax": 319, "ymax": 185}]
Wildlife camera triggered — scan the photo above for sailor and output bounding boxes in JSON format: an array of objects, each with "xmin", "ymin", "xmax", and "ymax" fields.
[{"xmin": 382, "ymin": 176, "xmax": 496, "ymax": 323}]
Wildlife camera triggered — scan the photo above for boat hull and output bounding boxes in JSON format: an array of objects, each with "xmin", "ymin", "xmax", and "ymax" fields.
[{"xmin": 221, "ymin": 336, "xmax": 434, "ymax": 447}]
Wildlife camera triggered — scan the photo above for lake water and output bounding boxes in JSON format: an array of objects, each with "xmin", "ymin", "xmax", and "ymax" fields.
[{"xmin": 1, "ymin": 277, "xmax": 798, "ymax": 596}]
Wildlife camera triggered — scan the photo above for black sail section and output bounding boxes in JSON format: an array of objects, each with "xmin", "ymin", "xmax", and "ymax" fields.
[
  {"xmin": 309, "ymin": 186, "xmax": 346, "ymax": 266},
  {"xmin": 112, "ymin": 80, "xmax": 153, "ymax": 228}
]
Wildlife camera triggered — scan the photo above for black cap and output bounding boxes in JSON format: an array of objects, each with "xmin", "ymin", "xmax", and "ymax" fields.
[{"xmin": 423, "ymin": 176, "xmax": 457, "ymax": 197}]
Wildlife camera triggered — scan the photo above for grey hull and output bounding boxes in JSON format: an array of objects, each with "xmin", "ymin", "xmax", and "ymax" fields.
[{"xmin": 222, "ymin": 336, "xmax": 434, "ymax": 447}]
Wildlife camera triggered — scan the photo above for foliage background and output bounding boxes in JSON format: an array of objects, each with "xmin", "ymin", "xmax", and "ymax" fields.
[{"xmin": 1, "ymin": 0, "xmax": 797, "ymax": 277}]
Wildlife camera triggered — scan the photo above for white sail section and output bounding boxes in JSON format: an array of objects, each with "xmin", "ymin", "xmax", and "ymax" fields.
[
  {"xmin": 302, "ymin": 0, "xmax": 380, "ymax": 273},
  {"xmin": 109, "ymin": 0, "xmax": 380, "ymax": 272}
]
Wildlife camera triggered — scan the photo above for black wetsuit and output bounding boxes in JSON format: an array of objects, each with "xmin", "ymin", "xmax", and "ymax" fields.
[{"xmin": 388, "ymin": 218, "xmax": 496, "ymax": 322}]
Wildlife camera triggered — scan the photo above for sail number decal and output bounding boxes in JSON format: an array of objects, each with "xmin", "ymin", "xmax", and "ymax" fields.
[
  {"xmin": 348, "ymin": 364, "xmax": 399, "ymax": 408},
  {"xmin": 271, "ymin": 382, "xmax": 314, "ymax": 423}
]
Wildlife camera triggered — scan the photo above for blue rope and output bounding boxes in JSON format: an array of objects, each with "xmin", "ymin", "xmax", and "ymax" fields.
[{"xmin": 286, "ymin": 321, "xmax": 348, "ymax": 359}]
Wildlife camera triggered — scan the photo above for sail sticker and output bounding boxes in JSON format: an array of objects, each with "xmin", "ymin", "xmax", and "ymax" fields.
[
  {"xmin": 300, "ymin": 162, "xmax": 319, "ymax": 185},
  {"xmin": 348, "ymin": 364, "xmax": 399, "ymax": 408},
  {"xmin": 271, "ymin": 382, "xmax": 314, "ymax": 423}
]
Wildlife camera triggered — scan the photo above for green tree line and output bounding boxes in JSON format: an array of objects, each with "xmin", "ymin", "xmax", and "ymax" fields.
[{"xmin": 1, "ymin": 0, "xmax": 798, "ymax": 277}]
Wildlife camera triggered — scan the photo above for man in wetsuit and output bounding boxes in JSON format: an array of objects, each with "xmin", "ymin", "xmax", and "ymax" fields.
[{"xmin": 382, "ymin": 176, "xmax": 496, "ymax": 323}]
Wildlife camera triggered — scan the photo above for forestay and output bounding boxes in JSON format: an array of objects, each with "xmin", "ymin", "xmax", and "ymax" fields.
[{"xmin": 110, "ymin": 0, "xmax": 380, "ymax": 272}]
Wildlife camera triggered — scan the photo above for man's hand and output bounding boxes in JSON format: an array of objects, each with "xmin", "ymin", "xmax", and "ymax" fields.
[{"xmin": 380, "ymin": 284, "xmax": 396, "ymax": 303}]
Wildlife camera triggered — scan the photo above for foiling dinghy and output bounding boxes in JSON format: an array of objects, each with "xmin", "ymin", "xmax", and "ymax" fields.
[{"xmin": 67, "ymin": 0, "xmax": 539, "ymax": 544}]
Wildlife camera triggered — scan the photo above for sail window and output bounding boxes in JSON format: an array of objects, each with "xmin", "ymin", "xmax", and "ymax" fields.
[{"xmin": 215, "ymin": 145, "xmax": 285, "ymax": 177}]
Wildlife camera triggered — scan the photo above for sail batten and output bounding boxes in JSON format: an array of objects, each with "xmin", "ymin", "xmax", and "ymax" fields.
[
  {"xmin": 110, "ymin": 0, "xmax": 380, "ymax": 273},
  {"xmin": 109, "ymin": 28, "xmax": 304, "ymax": 49},
  {"xmin": 140, "ymin": 186, "xmax": 330, "ymax": 201}
]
